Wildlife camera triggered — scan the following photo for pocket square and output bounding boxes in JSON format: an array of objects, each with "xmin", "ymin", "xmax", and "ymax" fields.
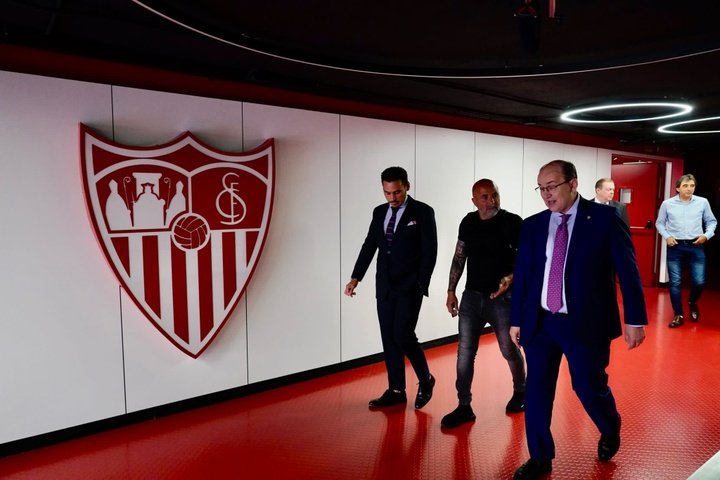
[{"xmin": 407, "ymin": 220, "xmax": 417, "ymax": 226}]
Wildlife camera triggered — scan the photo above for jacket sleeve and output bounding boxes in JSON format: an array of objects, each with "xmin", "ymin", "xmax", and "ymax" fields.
[
  {"xmin": 418, "ymin": 204, "xmax": 438, "ymax": 296},
  {"xmin": 611, "ymin": 212, "xmax": 649, "ymax": 325},
  {"xmin": 351, "ymin": 211, "xmax": 380, "ymax": 281}
]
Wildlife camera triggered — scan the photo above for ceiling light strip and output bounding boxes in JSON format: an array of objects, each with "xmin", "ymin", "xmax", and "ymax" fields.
[
  {"xmin": 132, "ymin": 1, "xmax": 720, "ymax": 80},
  {"xmin": 658, "ymin": 116, "xmax": 720, "ymax": 134},
  {"xmin": 560, "ymin": 102, "xmax": 692, "ymax": 124}
]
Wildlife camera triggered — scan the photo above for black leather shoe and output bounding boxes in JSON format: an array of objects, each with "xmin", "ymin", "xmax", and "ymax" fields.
[
  {"xmin": 513, "ymin": 459, "xmax": 552, "ymax": 479},
  {"xmin": 414, "ymin": 374, "xmax": 435, "ymax": 409},
  {"xmin": 506, "ymin": 390, "xmax": 525, "ymax": 413},
  {"xmin": 690, "ymin": 303, "xmax": 700, "ymax": 321},
  {"xmin": 669, "ymin": 314, "xmax": 684, "ymax": 328},
  {"xmin": 598, "ymin": 418, "xmax": 621, "ymax": 462},
  {"xmin": 441, "ymin": 405, "xmax": 476, "ymax": 428},
  {"xmin": 368, "ymin": 389, "xmax": 406, "ymax": 408}
]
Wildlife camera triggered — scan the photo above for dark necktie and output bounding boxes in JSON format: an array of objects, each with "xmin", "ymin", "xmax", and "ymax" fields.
[
  {"xmin": 547, "ymin": 213, "xmax": 570, "ymax": 313},
  {"xmin": 385, "ymin": 207, "xmax": 399, "ymax": 248}
]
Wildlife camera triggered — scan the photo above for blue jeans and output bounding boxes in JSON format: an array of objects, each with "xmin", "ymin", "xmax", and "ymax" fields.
[
  {"xmin": 666, "ymin": 243, "xmax": 706, "ymax": 315},
  {"xmin": 455, "ymin": 289, "xmax": 526, "ymax": 405}
]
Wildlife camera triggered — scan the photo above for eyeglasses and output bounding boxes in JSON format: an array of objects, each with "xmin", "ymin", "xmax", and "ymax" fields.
[{"xmin": 535, "ymin": 181, "xmax": 569, "ymax": 194}]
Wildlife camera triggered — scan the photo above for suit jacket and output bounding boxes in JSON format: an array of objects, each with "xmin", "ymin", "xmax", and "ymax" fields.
[
  {"xmin": 609, "ymin": 200, "xmax": 630, "ymax": 227},
  {"xmin": 510, "ymin": 197, "xmax": 647, "ymax": 346},
  {"xmin": 351, "ymin": 196, "xmax": 438, "ymax": 299}
]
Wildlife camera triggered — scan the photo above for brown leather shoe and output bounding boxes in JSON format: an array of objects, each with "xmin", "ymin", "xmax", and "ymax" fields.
[{"xmin": 669, "ymin": 315, "xmax": 684, "ymax": 328}]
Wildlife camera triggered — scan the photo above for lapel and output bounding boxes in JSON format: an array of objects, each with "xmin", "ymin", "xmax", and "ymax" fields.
[
  {"xmin": 394, "ymin": 196, "xmax": 415, "ymax": 239},
  {"xmin": 566, "ymin": 196, "xmax": 591, "ymax": 272},
  {"xmin": 377, "ymin": 196, "xmax": 415, "ymax": 246},
  {"xmin": 536, "ymin": 209, "xmax": 552, "ymax": 246}
]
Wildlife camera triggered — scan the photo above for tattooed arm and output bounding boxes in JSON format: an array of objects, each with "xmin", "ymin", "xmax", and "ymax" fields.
[{"xmin": 446, "ymin": 240, "xmax": 467, "ymax": 317}]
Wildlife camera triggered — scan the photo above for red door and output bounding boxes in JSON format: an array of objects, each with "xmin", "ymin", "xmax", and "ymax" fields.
[{"xmin": 611, "ymin": 161, "xmax": 664, "ymax": 286}]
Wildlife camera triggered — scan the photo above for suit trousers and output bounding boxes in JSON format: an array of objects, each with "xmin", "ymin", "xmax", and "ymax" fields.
[
  {"xmin": 376, "ymin": 290, "xmax": 430, "ymax": 391},
  {"xmin": 524, "ymin": 311, "xmax": 621, "ymax": 460}
]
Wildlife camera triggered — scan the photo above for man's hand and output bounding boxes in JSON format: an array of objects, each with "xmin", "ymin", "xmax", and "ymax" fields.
[
  {"xmin": 344, "ymin": 279, "xmax": 359, "ymax": 297},
  {"xmin": 666, "ymin": 236, "xmax": 678, "ymax": 247},
  {"xmin": 694, "ymin": 235, "xmax": 708, "ymax": 245},
  {"xmin": 510, "ymin": 326, "xmax": 521, "ymax": 349},
  {"xmin": 624, "ymin": 326, "xmax": 646, "ymax": 349},
  {"xmin": 446, "ymin": 292, "xmax": 459, "ymax": 317},
  {"xmin": 490, "ymin": 275, "xmax": 512, "ymax": 300}
]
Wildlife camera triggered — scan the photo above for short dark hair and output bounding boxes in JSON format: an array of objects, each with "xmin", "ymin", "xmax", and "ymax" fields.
[
  {"xmin": 595, "ymin": 177, "xmax": 613, "ymax": 190},
  {"xmin": 543, "ymin": 160, "xmax": 577, "ymax": 182},
  {"xmin": 381, "ymin": 166, "xmax": 409, "ymax": 186},
  {"xmin": 676, "ymin": 174, "xmax": 696, "ymax": 188}
]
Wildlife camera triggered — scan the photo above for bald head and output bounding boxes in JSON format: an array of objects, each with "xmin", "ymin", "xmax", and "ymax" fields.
[{"xmin": 472, "ymin": 178, "xmax": 500, "ymax": 220}]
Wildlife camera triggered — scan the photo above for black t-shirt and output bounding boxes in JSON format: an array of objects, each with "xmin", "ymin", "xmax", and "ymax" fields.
[{"xmin": 458, "ymin": 209, "xmax": 522, "ymax": 293}]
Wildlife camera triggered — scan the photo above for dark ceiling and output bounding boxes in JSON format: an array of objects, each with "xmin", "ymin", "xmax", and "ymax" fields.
[{"xmin": 3, "ymin": 0, "xmax": 720, "ymax": 156}]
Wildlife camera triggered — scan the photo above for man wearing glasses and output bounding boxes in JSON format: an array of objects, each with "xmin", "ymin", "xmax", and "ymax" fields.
[{"xmin": 509, "ymin": 160, "xmax": 647, "ymax": 479}]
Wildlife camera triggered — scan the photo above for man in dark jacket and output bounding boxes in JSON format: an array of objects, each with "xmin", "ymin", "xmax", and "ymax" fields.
[{"xmin": 345, "ymin": 166, "xmax": 438, "ymax": 410}]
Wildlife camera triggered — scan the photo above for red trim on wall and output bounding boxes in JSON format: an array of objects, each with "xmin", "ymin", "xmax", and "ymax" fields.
[{"xmin": 0, "ymin": 44, "xmax": 681, "ymax": 157}]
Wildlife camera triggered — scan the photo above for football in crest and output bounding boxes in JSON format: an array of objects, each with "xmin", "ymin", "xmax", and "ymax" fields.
[{"xmin": 171, "ymin": 213, "xmax": 210, "ymax": 250}]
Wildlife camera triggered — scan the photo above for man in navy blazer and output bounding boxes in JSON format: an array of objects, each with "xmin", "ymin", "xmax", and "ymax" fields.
[
  {"xmin": 345, "ymin": 166, "xmax": 438, "ymax": 410},
  {"xmin": 510, "ymin": 160, "xmax": 647, "ymax": 480}
]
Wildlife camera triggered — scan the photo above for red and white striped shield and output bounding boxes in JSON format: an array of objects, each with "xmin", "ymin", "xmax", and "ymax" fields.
[{"xmin": 80, "ymin": 124, "xmax": 274, "ymax": 357}]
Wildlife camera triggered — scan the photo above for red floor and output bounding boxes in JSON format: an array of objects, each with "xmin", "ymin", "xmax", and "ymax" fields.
[{"xmin": 1, "ymin": 286, "xmax": 720, "ymax": 479}]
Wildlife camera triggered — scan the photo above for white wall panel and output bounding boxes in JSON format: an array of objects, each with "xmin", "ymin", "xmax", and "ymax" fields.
[
  {"xmin": 0, "ymin": 72, "xmax": 125, "ymax": 442},
  {"xmin": 596, "ymin": 148, "xmax": 613, "ymax": 184},
  {"xmin": 110, "ymin": 87, "xmax": 250, "ymax": 411},
  {"xmin": 415, "ymin": 126, "xmax": 475, "ymax": 342},
  {"xmin": 339, "ymin": 116, "xmax": 416, "ymax": 361},
  {"xmin": 243, "ymin": 103, "xmax": 341, "ymax": 382},
  {"xmin": 475, "ymin": 133, "xmax": 525, "ymax": 217},
  {"xmin": 0, "ymin": 68, "xmax": 642, "ymax": 445},
  {"xmin": 521, "ymin": 139, "xmax": 564, "ymax": 217},
  {"xmin": 563, "ymin": 143, "xmax": 600, "ymax": 199}
]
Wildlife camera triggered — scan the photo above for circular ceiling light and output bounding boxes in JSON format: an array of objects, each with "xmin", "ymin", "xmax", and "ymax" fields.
[
  {"xmin": 658, "ymin": 116, "xmax": 720, "ymax": 134},
  {"xmin": 560, "ymin": 102, "xmax": 692, "ymax": 123}
]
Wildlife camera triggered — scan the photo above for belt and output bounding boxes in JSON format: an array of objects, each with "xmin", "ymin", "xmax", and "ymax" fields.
[
  {"xmin": 542, "ymin": 309, "xmax": 568, "ymax": 318},
  {"xmin": 676, "ymin": 238, "xmax": 698, "ymax": 245}
]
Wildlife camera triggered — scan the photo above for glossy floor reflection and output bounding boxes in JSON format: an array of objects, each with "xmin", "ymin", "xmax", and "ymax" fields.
[{"xmin": 1, "ymin": 287, "xmax": 719, "ymax": 479}]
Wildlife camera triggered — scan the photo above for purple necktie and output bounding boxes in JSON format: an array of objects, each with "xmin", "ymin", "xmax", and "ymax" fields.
[
  {"xmin": 385, "ymin": 207, "xmax": 399, "ymax": 248},
  {"xmin": 547, "ymin": 213, "xmax": 570, "ymax": 313}
]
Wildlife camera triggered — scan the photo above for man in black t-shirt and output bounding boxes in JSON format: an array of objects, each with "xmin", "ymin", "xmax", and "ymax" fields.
[{"xmin": 442, "ymin": 179, "xmax": 527, "ymax": 428}]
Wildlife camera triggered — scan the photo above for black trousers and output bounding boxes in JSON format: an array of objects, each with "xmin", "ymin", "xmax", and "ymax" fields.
[{"xmin": 376, "ymin": 291, "xmax": 430, "ymax": 391}]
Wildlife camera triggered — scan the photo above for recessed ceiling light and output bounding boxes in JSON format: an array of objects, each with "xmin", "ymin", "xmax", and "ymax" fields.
[
  {"xmin": 560, "ymin": 102, "xmax": 693, "ymax": 123},
  {"xmin": 658, "ymin": 116, "xmax": 720, "ymax": 134}
]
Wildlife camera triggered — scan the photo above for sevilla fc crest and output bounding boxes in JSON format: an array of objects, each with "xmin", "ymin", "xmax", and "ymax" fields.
[{"xmin": 80, "ymin": 124, "xmax": 274, "ymax": 357}]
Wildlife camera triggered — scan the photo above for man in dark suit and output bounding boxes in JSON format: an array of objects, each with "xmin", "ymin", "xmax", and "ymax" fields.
[
  {"xmin": 345, "ymin": 166, "xmax": 438, "ymax": 409},
  {"xmin": 509, "ymin": 160, "xmax": 647, "ymax": 479},
  {"xmin": 594, "ymin": 177, "xmax": 630, "ymax": 227}
]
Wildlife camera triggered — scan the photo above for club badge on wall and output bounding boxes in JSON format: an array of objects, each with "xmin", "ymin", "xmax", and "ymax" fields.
[{"xmin": 80, "ymin": 124, "xmax": 275, "ymax": 357}]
